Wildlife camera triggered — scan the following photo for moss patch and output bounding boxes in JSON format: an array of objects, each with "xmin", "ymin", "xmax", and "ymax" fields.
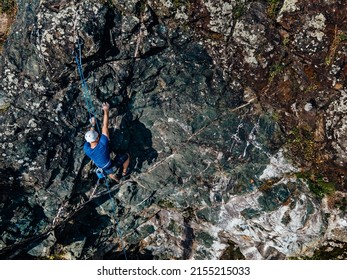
[
  {"xmin": 286, "ymin": 126, "xmax": 316, "ymax": 163},
  {"xmin": 158, "ymin": 199, "xmax": 175, "ymax": 209},
  {"xmin": 296, "ymin": 172, "xmax": 335, "ymax": 199},
  {"xmin": 266, "ymin": 0, "xmax": 282, "ymax": 19},
  {"xmin": 173, "ymin": 0, "xmax": 190, "ymax": 9},
  {"xmin": 269, "ymin": 62, "xmax": 286, "ymax": 83},
  {"xmin": 167, "ymin": 219, "xmax": 182, "ymax": 236}
]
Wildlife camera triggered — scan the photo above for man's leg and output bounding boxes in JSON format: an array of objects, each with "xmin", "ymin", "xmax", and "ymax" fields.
[
  {"xmin": 114, "ymin": 153, "xmax": 130, "ymax": 177},
  {"xmin": 104, "ymin": 166, "xmax": 119, "ymax": 182},
  {"xmin": 122, "ymin": 153, "xmax": 130, "ymax": 176}
]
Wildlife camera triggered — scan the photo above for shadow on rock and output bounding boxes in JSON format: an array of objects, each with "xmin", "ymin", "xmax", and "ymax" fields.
[
  {"xmin": 0, "ymin": 168, "xmax": 50, "ymax": 259},
  {"xmin": 109, "ymin": 112, "xmax": 158, "ymax": 174},
  {"xmin": 53, "ymin": 202, "xmax": 111, "ymax": 258}
]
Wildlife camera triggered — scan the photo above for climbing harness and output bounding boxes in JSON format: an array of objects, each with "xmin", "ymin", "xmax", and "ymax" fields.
[
  {"xmin": 95, "ymin": 167, "xmax": 105, "ymax": 179},
  {"xmin": 74, "ymin": 38, "xmax": 127, "ymax": 259}
]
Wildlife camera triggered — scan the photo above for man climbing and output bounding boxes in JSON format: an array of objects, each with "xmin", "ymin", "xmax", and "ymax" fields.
[{"xmin": 84, "ymin": 102, "xmax": 130, "ymax": 182}]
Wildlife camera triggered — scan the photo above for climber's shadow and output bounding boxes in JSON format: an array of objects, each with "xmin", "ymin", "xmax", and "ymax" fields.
[{"xmin": 109, "ymin": 112, "xmax": 158, "ymax": 174}]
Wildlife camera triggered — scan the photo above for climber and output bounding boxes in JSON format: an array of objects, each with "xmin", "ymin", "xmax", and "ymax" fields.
[{"xmin": 84, "ymin": 102, "xmax": 130, "ymax": 182}]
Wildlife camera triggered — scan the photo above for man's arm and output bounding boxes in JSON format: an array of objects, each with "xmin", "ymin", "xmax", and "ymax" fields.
[{"xmin": 102, "ymin": 102, "xmax": 110, "ymax": 139}]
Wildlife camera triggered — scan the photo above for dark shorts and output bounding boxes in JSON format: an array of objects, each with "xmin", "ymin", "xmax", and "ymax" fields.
[
  {"xmin": 103, "ymin": 153, "xmax": 129, "ymax": 175},
  {"xmin": 114, "ymin": 153, "xmax": 129, "ymax": 168}
]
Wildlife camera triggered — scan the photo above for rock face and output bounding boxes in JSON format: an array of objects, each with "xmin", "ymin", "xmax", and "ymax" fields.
[{"xmin": 0, "ymin": 0, "xmax": 346, "ymax": 259}]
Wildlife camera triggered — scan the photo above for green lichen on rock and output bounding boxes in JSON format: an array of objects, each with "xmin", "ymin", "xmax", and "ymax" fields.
[
  {"xmin": 158, "ymin": 199, "xmax": 176, "ymax": 209},
  {"xmin": 296, "ymin": 172, "xmax": 335, "ymax": 199},
  {"xmin": 266, "ymin": 0, "xmax": 282, "ymax": 18},
  {"xmin": 167, "ymin": 219, "xmax": 182, "ymax": 236},
  {"xmin": 285, "ymin": 126, "xmax": 316, "ymax": 163},
  {"xmin": 0, "ymin": 101, "xmax": 10, "ymax": 114},
  {"xmin": 269, "ymin": 62, "xmax": 286, "ymax": 82},
  {"xmin": 173, "ymin": 0, "xmax": 190, "ymax": 9}
]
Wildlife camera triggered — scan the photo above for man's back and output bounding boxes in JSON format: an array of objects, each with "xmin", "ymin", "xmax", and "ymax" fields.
[{"xmin": 84, "ymin": 134, "xmax": 111, "ymax": 168}]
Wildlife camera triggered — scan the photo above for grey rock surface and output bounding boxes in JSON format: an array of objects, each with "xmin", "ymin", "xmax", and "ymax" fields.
[{"xmin": 0, "ymin": 0, "xmax": 346, "ymax": 259}]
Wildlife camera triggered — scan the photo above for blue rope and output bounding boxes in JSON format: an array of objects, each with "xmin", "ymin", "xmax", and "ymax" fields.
[
  {"xmin": 74, "ymin": 39, "xmax": 101, "ymax": 134},
  {"xmin": 105, "ymin": 178, "xmax": 128, "ymax": 260},
  {"xmin": 74, "ymin": 39, "xmax": 127, "ymax": 259}
]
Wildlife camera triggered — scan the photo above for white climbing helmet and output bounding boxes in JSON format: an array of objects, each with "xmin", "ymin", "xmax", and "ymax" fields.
[{"xmin": 85, "ymin": 130, "xmax": 99, "ymax": 143}]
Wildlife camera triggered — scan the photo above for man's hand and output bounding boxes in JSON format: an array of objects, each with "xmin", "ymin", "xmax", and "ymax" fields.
[
  {"xmin": 90, "ymin": 117, "xmax": 96, "ymax": 127},
  {"xmin": 102, "ymin": 102, "xmax": 110, "ymax": 111}
]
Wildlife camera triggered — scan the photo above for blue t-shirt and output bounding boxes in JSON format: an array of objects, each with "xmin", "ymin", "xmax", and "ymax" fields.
[{"xmin": 84, "ymin": 134, "xmax": 111, "ymax": 169}]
